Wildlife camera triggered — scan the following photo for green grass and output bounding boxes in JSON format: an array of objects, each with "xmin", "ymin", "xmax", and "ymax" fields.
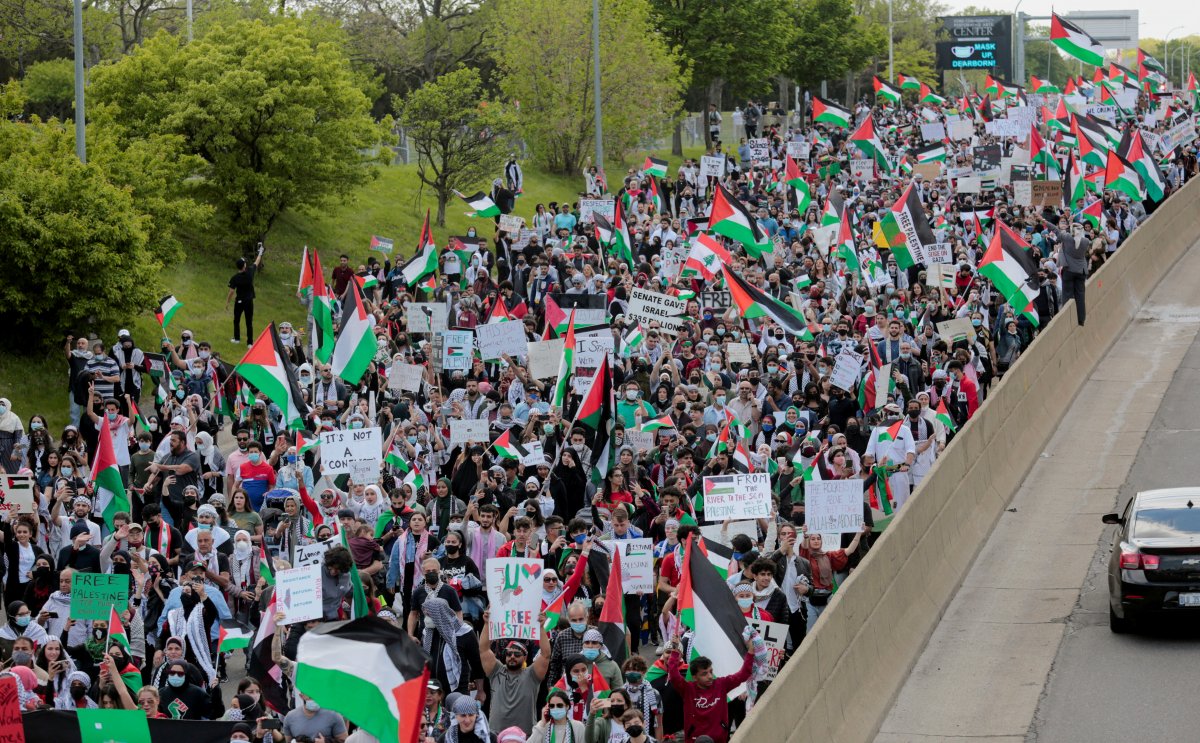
[{"xmin": 0, "ymin": 145, "xmax": 706, "ymax": 432}]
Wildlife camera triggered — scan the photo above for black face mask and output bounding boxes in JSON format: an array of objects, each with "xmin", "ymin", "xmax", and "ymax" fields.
[
  {"xmin": 444, "ymin": 545, "xmax": 460, "ymax": 555},
  {"xmin": 71, "ymin": 686, "xmax": 88, "ymax": 700},
  {"xmin": 625, "ymin": 725, "xmax": 644, "ymax": 738},
  {"xmin": 424, "ymin": 570, "xmax": 440, "ymax": 585},
  {"xmin": 908, "ymin": 410, "xmax": 920, "ymax": 419},
  {"xmin": 609, "ymin": 706, "xmax": 626, "ymax": 718},
  {"xmin": 113, "ymin": 562, "xmax": 131, "ymax": 575}
]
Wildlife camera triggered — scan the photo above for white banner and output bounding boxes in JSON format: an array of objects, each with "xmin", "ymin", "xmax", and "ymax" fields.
[
  {"xmin": 407, "ymin": 303, "xmax": 449, "ymax": 334},
  {"xmin": 602, "ymin": 539, "xmax": 655, "ymax": 594},
  {"xmin": 475, "ymin": 321, "xmax": 527, "ymax": 360},
  {"xmin": 486, "ymin": 557, "xmax": 543, "ymax": 639},
  {"xmin": 701, "ymin": 473, "xmax": 772, "ymax": 521},
  {"xmin": 804, "ymin": 479, "xmax": 863, "ymax": 534},
  {"xmin": 319, "ymin": 427, "xmax": 381, "ymax": 477},
  {"xmin": 626, "ymin": 288, "xmax": 687, "ymax": 334},
  {"xmin": 275, "ymin": 564, "xmax": 324, "ymax": 624},
  {"xmin": 449, "ymin": 419, "xmax": 490, "ymax": 447}
]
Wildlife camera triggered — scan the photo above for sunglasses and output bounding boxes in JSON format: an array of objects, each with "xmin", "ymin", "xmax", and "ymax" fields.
[{"xmin": 548, "ymin": 703, "xmax": 568, "ymax": 709}]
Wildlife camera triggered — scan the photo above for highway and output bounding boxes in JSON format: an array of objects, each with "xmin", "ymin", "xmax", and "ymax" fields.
[{"xmin": 877, "ymin": 238, "xmax": 1200, "ymax": 742}]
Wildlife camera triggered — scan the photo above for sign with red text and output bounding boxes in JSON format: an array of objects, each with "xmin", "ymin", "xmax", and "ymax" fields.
[{"xmin": 486, "ymin": 557, "xmax": 543, "ymax": 639}]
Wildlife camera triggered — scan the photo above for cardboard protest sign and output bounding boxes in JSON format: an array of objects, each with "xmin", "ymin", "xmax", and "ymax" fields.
[
  {"xmin": 805, "ymin": 480, "xmax": 864, "ymax": 534},
  {"xmin": 602, "ymin": 539, "xmax": 655, "ymax": 594},
  {"xmin": 526, "ymin": 338, "xmax": 564, "ymax": 379},
  {"xmin": 70, "ymin": 573, "xmax": 129, "ymax": 620},
  {"xmin": 275, "ymin": 564, "xmax": 324, "ymax": 624},
  {"xmin": 319, "ymin": 427, "xmax": 381, "ymax": 477},
  {"xmin": 701, "ymin": 473, "xmax": 772, "ymax": 521},
  {"xmin": 498, "ymin": 214, "xmax": 525, "ymax": 234},
  {"xmin": 700, "ymin": 155, "xmax": 726, "ymax": 179},
  {"xmin": 0, "ymin": 475, "xmax": 35, "ymax": 514},
  {"xmin": 407, "ymin": 303, "xmax": 449, "ymax": 334},
  {"xmin": 937, "ymin": 317, "xmax": 977, "ymax": 343},
  {"xmin": 475, "ymin": 321, "xmax": 527, "ymax": 360},
  {"xmin": 912, "ymin": 162, "xmax": 942, "ymax": 182},
  {"xmin": 1031, "ymin": 180, "xmax": 1062, "ymax": 208},
  {"xmin": 449, "ymin": 419, "xmax": 490, "ymax": 446},
  {"xmin": 579, "ymin": 199, "xmax": 615, "ymax": 224},
  {"xmin": 388, "ymin": 361, "xmax": 424, "ymax": 393},
  {"xmin": 748, "ymin": 619, "xmax": 789, "ymax": 680},
  {"xmin": 295, "ymin": 536, "xmax": 342, "ymax": 568},
  {"xmin": 486, "ymin": 558, "xmax": 543, "ymax": 639},
  {"xmin": 440, "ymin": 331, "xmax": 474, "ymax": 370},
  {"xmin": 627, "ymin": 288, "xmax": 687, "ymax": 334}
]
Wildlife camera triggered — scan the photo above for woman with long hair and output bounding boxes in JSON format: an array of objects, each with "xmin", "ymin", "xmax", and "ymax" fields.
[
  {"xmin": 387, "ymin": 511, "xmax": 439, "ymax": 618},
  {"xmin": 227, "ymin": 489, "xmax": 264, "ymax": 544}
]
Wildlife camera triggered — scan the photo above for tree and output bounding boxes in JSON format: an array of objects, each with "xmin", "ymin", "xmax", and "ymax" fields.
[
  {"xmin": 649, "ymin": 0, "xmax": 790, "ymax": 150},
  {"xmin": 786, "ymin": 0, "xmax": 884, "ymax": 103},
  {"xmin": 21, "ymin": 57, "xmax": 73, "ymax": 120},
  {"xmin": 396, "ymin": 67, "xmax": 516, "ymax": 226},
  {"xmin": 89, "ymin": 18, "xmax": 393, "ymax": 249},
  {"xmin": 495, "ymin": 0, "xmax": 685, "ymax": 174}
]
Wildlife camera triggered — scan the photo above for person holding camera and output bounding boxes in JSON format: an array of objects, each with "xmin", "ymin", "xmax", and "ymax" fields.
[{"xmin": 226, "ymin": 244, "xmax": 265, "ymax": 344}]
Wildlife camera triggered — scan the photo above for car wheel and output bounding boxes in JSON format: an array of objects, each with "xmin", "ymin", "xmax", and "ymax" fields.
[{"xmin": 1109, "ymin": 605, "xmax": 1134, "ymax": 634}]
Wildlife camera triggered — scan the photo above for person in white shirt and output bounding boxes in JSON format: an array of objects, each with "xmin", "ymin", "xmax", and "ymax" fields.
[{"xmin": 863, "ymin": 404, "xmax": 917, "ymax": 509}]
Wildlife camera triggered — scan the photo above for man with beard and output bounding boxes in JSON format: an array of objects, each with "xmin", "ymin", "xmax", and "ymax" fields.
[{"xmin": 478, "ymin": 608, "xmax": 551, "ymax": 734}]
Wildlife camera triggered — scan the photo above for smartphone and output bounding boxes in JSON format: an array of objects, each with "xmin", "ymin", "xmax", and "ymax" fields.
[
  {"xmin": 44, "ymin": 612, "xmax": 58, "ymax": 619},
  {"xmin": 261, "ymin": 719, "xmax": 283, "ymax": 731}
]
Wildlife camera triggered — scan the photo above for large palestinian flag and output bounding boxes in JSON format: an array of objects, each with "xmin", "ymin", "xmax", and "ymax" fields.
[
  {"xmin": 812, "ymin": 97, "xmax": 851, "ymax": 128},
  {"xmin": 1104, "ymin": 149, "xmax": 1144, "ymax": 201},
  {"xmin": 1118, "ymin": 129, "xmax": 1166, "ymax": 201},
  {"xmin": 873, "ymin": 76, "xmax": 901, "ymax": 104},
  {"xmin": 979, "ymin": 220, "xmax": 1040, "ymax": 324},
  {"xmin": 677, "ymin": 536, "xmax": 749, "ymax": 688},
  {"xmin": 235, "ymin": 323, "xmax": 310, "ymax": 430},
  {"xmin": 598, "ymin": 547, "xmax": 629, "ymax": 665},
  {"xmin": 707, "ymin": 183, "xmax": 769, "ymax": 255},
  {"xmin": 849, "ymin": 115, "xmax": 890, "ymax": 171},
  {"xmin": 91, "ymin": 416, "xmax": 129, "ymax": 528},
  {"xmin": 884, "ymin": 183, "xmax": 934, "ymax": 269},
  {"xmin": 1051, "ymin": 13, "xmax": 1105, "ymax": 67},
  {"xmin": 331, "ymin": 278, "xmax": 377, "ymax": 385},
  {"xmin": 296, "ymin": 616, "xmax": 431, "ymax": 743},
  {"xmin": 307, "ymin": 249, "xmax": 336, "ymax": 364},
  {"xmin": 721, "ymin": 266, "xmax": 813, "ymax": 340},
  {"xmin": 400, "ymin": 214, "xmax": 439, "ymax": 287},
  {"xmin": 454, "ymin": 190, "xmax": 501, "ymax": 218}
]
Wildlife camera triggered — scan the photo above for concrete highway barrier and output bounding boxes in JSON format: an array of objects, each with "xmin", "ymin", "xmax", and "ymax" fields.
[{"xmin": 732, "ymin": 177, "xmax": 1200, "ymax": 743}]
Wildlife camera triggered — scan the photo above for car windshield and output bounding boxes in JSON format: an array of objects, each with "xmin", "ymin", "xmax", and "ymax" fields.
[{"xmin": 1133, "ymin": 507, "xmax": 1200, "ymax": 539}]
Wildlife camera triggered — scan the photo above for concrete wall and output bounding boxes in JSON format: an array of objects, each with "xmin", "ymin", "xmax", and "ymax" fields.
[{"xmin": 733, "ymin": 178, "xmax": 1200, "ymax": 743}]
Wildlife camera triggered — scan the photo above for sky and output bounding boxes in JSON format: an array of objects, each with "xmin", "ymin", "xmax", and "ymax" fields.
[{"xmin": 936, "ymin": 1, "xmax": 1200, "ymax": 42}]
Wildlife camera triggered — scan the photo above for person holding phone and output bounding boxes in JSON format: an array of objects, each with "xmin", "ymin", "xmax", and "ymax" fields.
[{"xmin": 528, "ymin": 688, "xmax": 586, "ymax": 743}]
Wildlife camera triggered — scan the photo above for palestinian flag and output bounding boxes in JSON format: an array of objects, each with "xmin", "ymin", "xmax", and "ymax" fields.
[
  {"xmin": 298, "ymin": 245, "xmax": 314, "ymax": 298},
  {"xmin": 1138, "ymin": 48, "xmax": 1166, "ymax": 78},
  {"xmin": 492, "ymin": 429, "xmax": 529, "ymax": 461},
  {"xmin": 784, "ymin": 156, "xmax": 813, "ymax": 213},
  {"xmin": 331, "ymin": 279, "xmax": 377, "ymax": 385},
  {"xmin": 879, "ymin": 418, "xmax": 904, "ymax": 442},
  {"xmin": 886, "ymin": 184, "xmax": 934, "ymax": 270},
  {"xmin": 640, "ymin": 414, "xmax": 676, "ymax": 432},
  {"xmin": 867, "ymin": 465, "xmax": 894, "ymax": 516},
  {"xmin": 486, "ymin": 296, "xmax": 512, "ymax": 324},
  {"xmin": 544, "ymin": 556, "xmax": 588, "ymax": 632},
  {"xmin": 722, "ymin": 266, "xmax": 813, "ymax": 340},
  {"xmin": 732, "ymin": 440, "xmax": 754, "ymax": 473},
  {"xmin": 1051, "ymin": 13, "xmax": 1105, "ymax": 67},
  {"xmin": 91, "ymin": 416, "xmax": 128, "ymax": 528},
  {"xmin": 935, "ymin": 399, "xmax": 957, "ymax": 432},
  {"xmin": 400, "ymin": 215, "xmax": 439, "ymax": 286},
  {"xmin": 1063, "ymin": 77, "xmax": 1077, "ymax": 95},
  {"xmin": 258, "ymin": 543, "xmax": 275, "ymax": 587},
  {"xmin": 898, "ymin": 73, "xmax": 921, "ymax": 91},
  {"xmin": 579, "ymin": 359, "xmax": 614, "ymax": 486},
  {"xmin": 598, "ymin": 547, "xmax": 628, "ymax": 665},
  {"xmin": 218, "ymin": 618, "xmax": 255, "ymax": 652},
  {"xmin": 913, "ymin": 142, "xmax": 947, "ymax": 163},
  {"xmin": 858, "ymin": 363, "xmax": 894, "ymax": 413},
  {"xmin": 247, "ymin": 595, "xmax": 288, "ymax": 712},
  {"xmin": 128, "ymin": 399, "xmax": 150, "ymax": 434},
  {"xmin": 611, "ymin": 197, "xmax": 635, "ymax": 267},
  {"xmin": 1071, "ymin": 115, "xmax": 1109, "ymax": 169},
  {"xmin": 551, "ymin": 309, "xmax": 576, "ymax": 409},
  {"xmin": 647, "ymin": 177, "xmax": 663, "ymax": 214},
  {"xmin": 983, "ymin": 74, "xmax": 1001, "ymax": 96},
  {"xmin": 820, "ymin": 190, "xmax": 844, "ymax": 227},
  {"xmin": 455, "ymin": 189, "xmax": 501, "ymax": 218},
  {"xmin": 812, "ymin": 96, "xmax": 851, "ymax": 128},
  {"xmin": 835, "ymin": 209, "xmax": 860, "ymax": 276},
  {"xmin": 296, "ymin": 617, "xmax": 431, "ymax": 743},
  {"xmin": 309, "ymin": 250, "xmax": 336, "ymax": 364},
  {"xmin": 621, "ymin": 324, "xmax": 645, "ymax": 357},
  {"xmin": 108, "ymin": 606, "xmax": 131, "ymax": 655},
  {"xmin": 1104, "ymin": 149, "xmax": 1144, "ymax": 201},
  {"xmin": 873, "ymin": 76, "xmax": 901, "ymax": 104},
  {"xmin": 156, "ymin": 295, "xmax": 182, "ymax": 329},
  {"xmin": 1077, "ymin": 200, "xmax": 1103, "ymax": 230},
  {"xmin": 684, "ymin": 233, "xmax": 731, "ymax": 281},
  {"xmin": 849, "ymin": 115, "xmax": 889, "ymax": 171},
  {"xmin": 642, "ymin": 156, "xmax": 669, "ymax": 178},
  {"xmin": 707, "ymin": 183, "xmax": 769, "ymax": 254},
  {"xmin": 369, "ymin": 235, "xmax": 394, "ymax": 254},
  {"xmin": 1030, "ymin": 125, "xmax": 1061, "ymax": 176},
  {"xmin": 676, "ymin": 536, "xmax": 749, "ymax": 685},
  {"xmin": 235, "ymin": 323, "xmax": 310, "ymax": 430},
  {"xmin": 1029, "ymin": 75, "xmax": 1060, "ymax": 94},
  {"xmin": 1119, "ymin": 129, "xmax": 1166, "ymax": 201},
  {"xmin": 77, "ymin": 709, "xmax": 151, "ymax": 743},
  {"xmin": 978, "ymin": 220, "xmax": 1040, "ymax": 316},
  {"xmin": 296, "ymin": 430, "xmax": 319, "ymax": 456},
  {"xmin": 918, "ymin": 82, "xmax": 946, "ymax": 106},
  {"xmin": 542, "ymin": 294, "xmax": 571, "ymax": 338},
  {"xmin": 384, "ymin": 443, "xmax": 410, "ymax": 473}
]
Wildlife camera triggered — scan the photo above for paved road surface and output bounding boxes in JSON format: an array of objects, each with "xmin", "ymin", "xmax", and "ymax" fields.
[{"xmin": 878, "ymin": 238, "xmax": 1200, "ymax": 742}]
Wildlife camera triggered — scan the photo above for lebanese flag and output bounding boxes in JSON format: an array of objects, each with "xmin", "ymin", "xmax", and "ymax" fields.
[{"xmin": 683, "ymin": 233, "xmax": 731, "ymax": 281}]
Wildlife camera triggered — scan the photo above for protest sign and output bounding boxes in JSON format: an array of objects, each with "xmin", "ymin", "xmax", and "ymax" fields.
[
  {"xmin": 925, "ymin": 242, "xmax": 953, "ymax": 264},
  {"xmin": 512, "ymin": 228, "xmax": 537, "ymax": 250},
  {"xmin": 699, "ymin": 290, "xmax": 731, "ymax": 311},
  {"xmin": 829, "ymin": 354, "xmax": 860, "ymax": 392},
  {"xmin": 937, "ymin": 317, "xmax": 976, "ymax": 343},
  {"xmin": 602, "ymin": 539, "xmax": 655, "ymax": 594},
  {"xmin": 475, "ymin": 321, "xmax": 527, "ymax": 360},
  {"xmin": 498, "ymin": 214, "xmax": 525, "ymax": 234},
  {"xmin": 700, "ymin": 155, "xmax": 726, "ymax": 179},
  {"xmin": 275, "ymin": 564, "xmax": 324, "ymax": 624},
  {"xmin": 699, "ymin": 520, "xmax": 756, "ymax": 548},
  {"xmin": 956, "ymin": 176, "xmax": 982, "ymax": 194},
  {"xmin": 786, "ymin": 140, "xmax": 811, "ymax": 160},
  {"xmin": 984, "ymin": 119, "xmax": 1024, "ymax": 138},
  {"xmin": 1159, "ymin": 117, "xmax": 1198, "ymax": 152},
  {"xmin": 850, "ymin": 158, "xmax": 874, "ymax": 180},
  {"xmin": 579, "ymin": 199, "xmax": 615, "ymax": 224},
  {"xmin": 486, "ymin": 558, "xmax": 543, "ymax": 639},
  {"xmin": 1031, "ymin": 180, "xmax": 1062, "ymax": 208},
  {"xmin": 1007, "ymin": 105, "xmax": 1036, "ymax": 129},
  {"xmin": 550, "ymin": 293, "xmax": 607, "ymax": 326},
  {"xmin": 919, "ymin": 122, "xmax": 947, "ymax": 142},
  {"xmin": 0, "ymin": 675, "xmax": 23, "ymax": 743},
  {"xmin": 623, "ymin": 430, "xmax": 655, "ymax": 453},
  {"xmin": 388, "ymin": 361, "xmax": 424, "ymax": 393},
  {"xmin": 319, "ymin": 427, "xmax": 381, "ymax": 477},
  {"xmin": 407, "ymin": 303, "xmax": 449, "ymax": 334},
  {"xmin": 521, "ymin": 441, "xmax": 546, "ymax": 467},
  {"xmin": 440, "ymin": 330, "xmax": 474, "ymax": 370},
  {"xmin": 701, "ymin": 473, "xmax": 772, "ymax": 521},
  {"xmin": 810, "ymin": 224, "xmax": 837, "ymax": 254},
  {"xmin": 1013, "ymin": 180, "xmax": 1033, "ymax": 206},
  {"xmin": 949, "ymin": 119, "xmax": 975, "ymax": 140},
  {"xmin": 1085, "ymin": 104, "xmax": 1117, "ymax": 123},
  {"xmin": 748, "ymin": 619, "xmax": 789, "ymax": 680},
  {"xmin": 805, "ymin": 480, "xmax": 864, "ymax": 534},
  {"xmin": 449, "ymin": 419, "xmax": 490, "ymax": 446},
  {"xmin": 726, "ymin": 343, "xmax": 753, "ymax": 364},
  {"xmin": 912, "ymin": 162, "xmax": 941, "ymax": 182},
  {"xmin": 70, "ymin": 573, "xmax": 128, "ymax": 620},
  {"xmin": 526, "ymin": 338, "xmax": 564, "ymax": 379},
  {"xmin": 574, "ymin": 328, "xmax": 615, "ymax": 367},
  {"xmin": 748, "ymin": 138, "xmax": 770, "ymax": 166},
  {"xmin": 627, "ymin": 287, "xmax": 687, "ymax": 334},
  {"xmin": 971, "ymin": 144, "xmax": 1002, "ymax": 170},
  {"xmin": 295, "ymin": 536, "xmax": 342, "ymax": 568},
  {"xmin": 0, "ymin": 475, "xmax": 35, "ymax": 514}
]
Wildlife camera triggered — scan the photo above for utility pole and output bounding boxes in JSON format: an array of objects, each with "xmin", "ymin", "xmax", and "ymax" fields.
[
  {"xmin": 592, "ymin": 0, "xmax": 603, "ymax": 172},
  {"xmin": 888, "ymin": 0, "xmax": 894, "ymax": 83},
  {"xmin": 1014, "ymin": 12, "xmax": 1026, "ymax": 86},
  {"xmin": 187, "ymin": 0, "xmax": 193, "ymax": 42},
  {"xmin": 72, "ymin": 0, "xmax": 86, "ymax": 163}
]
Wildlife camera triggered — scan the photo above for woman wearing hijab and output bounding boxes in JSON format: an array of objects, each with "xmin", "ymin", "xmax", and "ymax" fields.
[
  {"xmin": 193, "ymin": 431, "xmax": 226, "ymax": 499},
  {"xmin": 57, "ymin": 670, "xmax": 97, "ymax": 709},
  {"xmin": 37, "ymin": 637, "xmax": 76, "ymax": 705},
  {"xmin": 549, "ymin": 448, "xmax": 587, "ymax": 519},
  {"xmin": 226, "ymin": 530, "xmax": 260, "ymax": 622},
  {"xmin": 797, "ymin": 525, "xmax": 867, "ymax": 631},
  {"xmin": 0, "ymin": 601, "xmax": 48, "ymax": 660},
  {"xmin": 273, "ymin": 494, "xmax": 313, "ymax": 565},
  {"xmin": 0, "ymin": 398, "xmax": 24, "ymax": 475},
  {"xmin": 423, "ymin": 597, "xmax": 483, "ymax": 695}
]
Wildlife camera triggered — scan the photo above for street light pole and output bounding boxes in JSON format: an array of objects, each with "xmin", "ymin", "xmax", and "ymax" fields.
[
  {"xmin": 1164, "ymin": 26, "xmax": 1184, "ymax": 87},
  {"xmin": 72, "ymin": 0, "xmax": 85, "ymax": 163},
  {"xmin": 888, "ymin": 0, "xmax": 894, "ymax": 83},
  {"xmin": 186, "ymin": 0, "xmax": 193, "ymax": 42},
  {"xmin": 592, "ymin": 0, "xmax": 603, "ymax": 172}
]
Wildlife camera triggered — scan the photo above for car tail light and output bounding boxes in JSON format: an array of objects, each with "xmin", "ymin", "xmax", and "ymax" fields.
[{"xmin": 1120, "ymin": 552, "xmax": 1159, "ymax": 570}]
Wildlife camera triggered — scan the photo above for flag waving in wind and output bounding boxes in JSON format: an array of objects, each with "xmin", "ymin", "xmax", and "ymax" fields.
[
  {"xmin": 234, "ymin": 323, "xmax": 311, "ymax": 430},
  {"xmin": 676, "ymin": 536, "xmax": 750, "ymax": 684},
  {"xmin": 92, "ymin": 416, "xmax": 129, "ymax": 528},
  {"xmin": 331, "ymin": 278, "xmax": 377, "ymax": 385},
  {"xmin": 1051, "ymin": 13, "xmax": 1106, "ymax": 67},
  {"xmin": 722, "ymin": 266, "xmax": 813, "ymax": 340}
]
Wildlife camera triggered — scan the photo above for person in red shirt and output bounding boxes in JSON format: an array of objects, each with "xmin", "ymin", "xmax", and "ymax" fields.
[
  {"xmin": 236, "ymin": 441, "xmax": 276, "ymax": 511},
  {"xmin": 665, "ymin": 635, "xmax": 755, "ymax": 743},
  {"xmin": 331, "ymin": 253, "xmax": 355, "ymax": 297},
  {"xmin": 497, "ymin": 517, "xmax": 540, "ymax": 558},
  {"xmin": 947, "ymin": 360, "xmax": 979, "ymax": 420},
  {"xmin": 656, "ymin": 524, "xmax": 699, "ymax": 597}
]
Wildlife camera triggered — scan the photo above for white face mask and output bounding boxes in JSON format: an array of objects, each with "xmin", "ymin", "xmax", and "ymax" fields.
[{"xmin": 233, "ymin": 542, "xmax": 252, "ymax": 559}]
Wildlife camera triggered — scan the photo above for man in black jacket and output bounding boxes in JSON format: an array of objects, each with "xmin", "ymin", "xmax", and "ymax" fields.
[{"xmin": 57, "ymin": 521, "xmax": 101, "ymax": 573}]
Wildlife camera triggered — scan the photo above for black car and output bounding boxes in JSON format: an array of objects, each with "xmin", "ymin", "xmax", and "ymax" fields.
[{"xmin": 1104, "ymin": 488, "xmax": 1200, "ymax": 633}]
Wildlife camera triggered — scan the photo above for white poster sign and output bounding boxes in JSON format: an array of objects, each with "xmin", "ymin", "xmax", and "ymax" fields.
[
  {"xmin": 521, "ymin": 441, "xmax": 546, "ymax": 467},
  {"xmin": 701, "ymin": 473, "xmax": 772, "ymax": 521},
  {"xmin": 949, "ymin": 119, "xmax": 974, "ymax": 140},
  {"xmin": 440, "ymin": 331, "xmax": 474, "ymax": 370},
  {"xmin": 850, "ymin": 158, "xmax": 874, "ymax": 181},
  {"xmin": 499, "ymin": 214, "xmax": 525, "ymax": 234},
  {"xmin": 601, "ymin": 539, "xmax": 655, "ymax": 595},
  {"xmin": 1013, "ymin": 180, "xmax": 1033, "ymax": 206},
  {"xmin": 829, "ymin": 354, "xmax": 860, "ymax": 393},
  {"xmin": 623, "ymin": 430, "xmax": 655, "ymax": 452},
  {"xmin": 786, "ymin": 140, "xmax": 811, "ymax": 160},
  {"xmin": 748, "ymin": 619, "xmax": 789, "ymax": 680},
  {"xmin": 804, "ymin": 479, "xmax": 863, "ymax": 534},
  {"xmin": 0, "ymin": 475, "xmax": 36, "ymax": 514},
  {"xmin": 475, "ymin": 321, "xmax": 527, "ymax": 360},
  {"xmin": 627, "ymin": 288, "xmax": 687, "ymax": 334},
  {"xmin": 700, "ymin": 155, "xmax": 726, "ymax": 179},
  {"xmin": 925, "ymin": 242, "xmax": 953, "ymax": 264},
  {"xmin": 319, "ymin": 426, "xmax": 381, "ymax": 477},
  {"xmin": 526, "ymin": 338, "xmax": 564, "ymax": 379},
  {"xmin": 295, "ymin": 536, "xmax": 342, "ymax": 568},
  {"xmin": 726, "ymin": 343, "xmax": 753, "ymax": 364},
  {"xmin": 748, "ymin": 138, "xmax": 770, "ymax": 166},
  {"xmin": 579, "ymin": 199, "xmax": 615, "ymax": 224},
  {"xmin": 449, "ymin": 419, "xmax": 490, "ymax": 446},
  {"xmin": 919, "ymin": 122, "xmax": 947, "ymax": 142},
  {"xmin": 574, "ymin": 330, "xmax": 615, "ymax": 368},
  {"xmin": 956, "ymin": 176, "xmax": 982, "ymax": 194},
  {"xmin": 275, "ymin": 564, "xmax": 324, "ymax": 625},
  {"xmin": 407, "ymin": 303, "xmax": 449, "ymax": 334},
  {"xmin": 486, "ymin": 557, "xmax": 543, "ymax": 639},
  {"xmin": 388, "ymin": 361, "xmax": 424, "ymax": 393}
]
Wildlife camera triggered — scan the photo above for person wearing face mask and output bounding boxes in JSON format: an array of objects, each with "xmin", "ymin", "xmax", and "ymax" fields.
[
  {"xmin": 158, "ymin": 659, "xmax": 210, "ymax": 719},
  {"xmin": 478, "ymin": 607, "xmax": 551, "ymax": 736},
  {"xmin": 84, "ymin": 397, "xmax": 132, "ymax": 482},
  {"xmin": 235, "ymin": 441, "xmax": 276, "ymax": 512},
  {"xmin": 530, "ymin": 688, "xmax": 586, "ymax": 743},
  {"xmin": 585, "ymin": 687, "xmax": 634, "ymax": 743},
  {"xmin": 110, "ymin": 330, "xmax": 145, "ymax": 405},
  {"xmin": 0, "ymin": 601, "xmax": 48, "ymax": 661}
]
